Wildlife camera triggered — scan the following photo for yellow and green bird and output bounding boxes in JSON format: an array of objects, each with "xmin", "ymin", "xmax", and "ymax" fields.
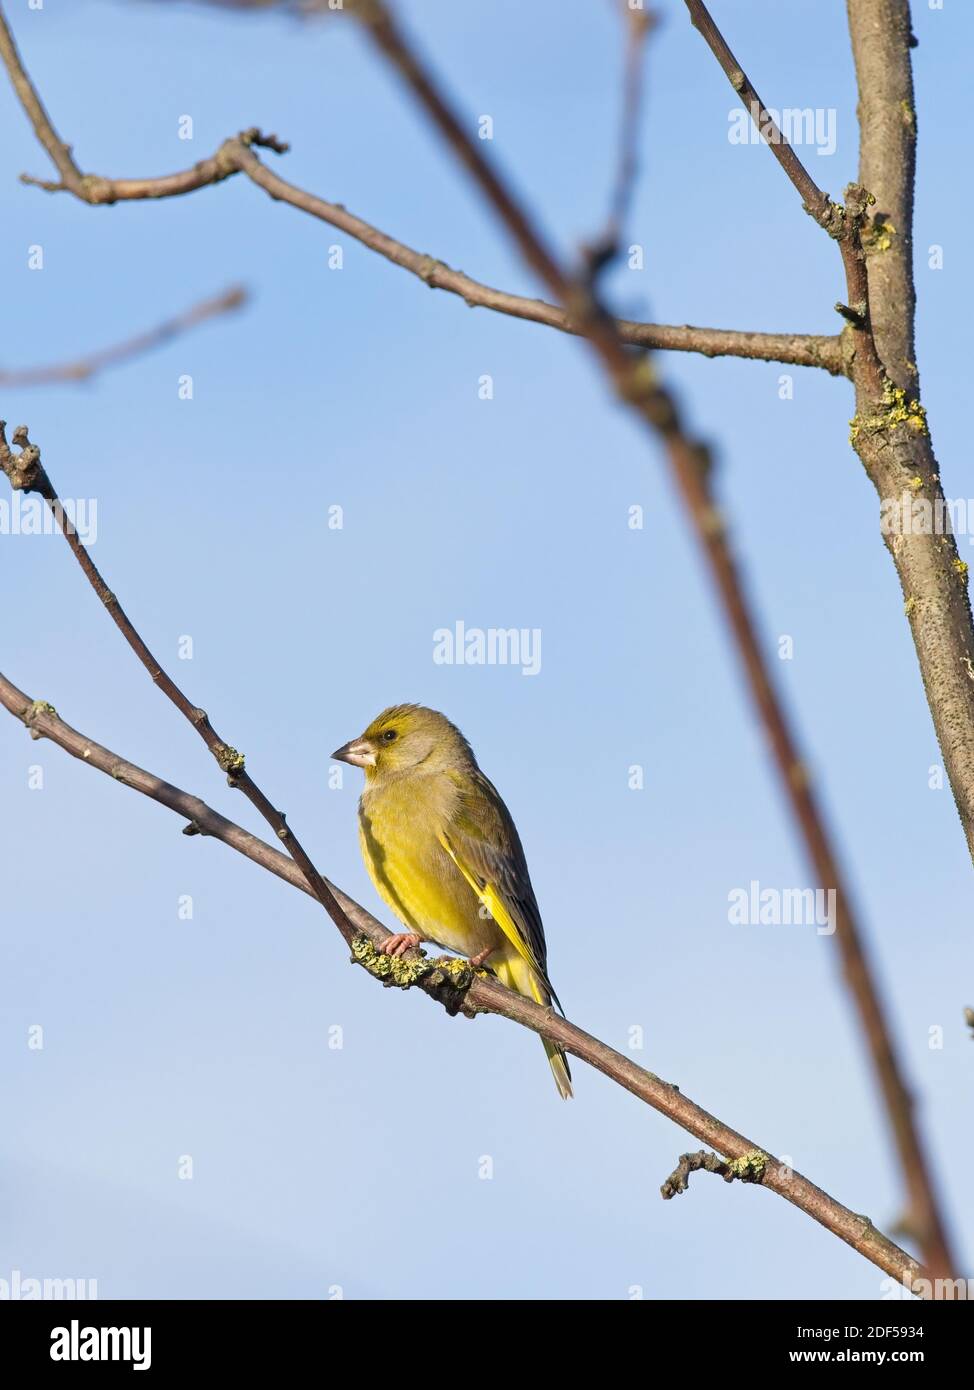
[{"xmin": 332, "ymin": 704, "xmax": 572, "ymax": 1098}]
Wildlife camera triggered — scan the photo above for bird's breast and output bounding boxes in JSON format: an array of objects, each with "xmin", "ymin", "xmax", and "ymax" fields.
[{"xmin": 357, "ymin": 780, "xmax": 498, "ymax": 955}]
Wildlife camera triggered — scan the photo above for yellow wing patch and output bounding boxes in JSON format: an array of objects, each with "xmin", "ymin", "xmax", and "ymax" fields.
[{"xmin": 438, "ymin": 831, "xmax": 537, "ymax": 970}]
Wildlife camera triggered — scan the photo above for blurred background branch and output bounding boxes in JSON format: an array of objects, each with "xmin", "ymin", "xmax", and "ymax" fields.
[{"xmin": 0, "ymin": 285, "xmax": 247, "ymax": 386}]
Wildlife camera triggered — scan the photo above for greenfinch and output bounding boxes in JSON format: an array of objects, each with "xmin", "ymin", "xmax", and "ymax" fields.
[{"xmin": 332, "ymin": 704, "xmax": 572, "ymax": 1098}]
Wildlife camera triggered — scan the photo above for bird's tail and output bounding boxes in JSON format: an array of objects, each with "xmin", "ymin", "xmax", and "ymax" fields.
[
  {"xmin": 543, "ymin": 1036, "xmax": 574, "ymax": 1100},
  {"xmin": 493, "ymin": 952, "xmax": 573, "ymax": 1099}
]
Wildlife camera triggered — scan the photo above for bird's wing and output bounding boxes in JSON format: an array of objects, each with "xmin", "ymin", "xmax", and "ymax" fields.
[{"xmin": 437, "ymin": 769, "xmax": 563, "ymax": 1013}]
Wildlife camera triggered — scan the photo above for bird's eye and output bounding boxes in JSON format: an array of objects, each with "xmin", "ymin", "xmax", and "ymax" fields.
[{"xmin": 382, "ymin": 729, "xmax": 398, "ymax": 742}]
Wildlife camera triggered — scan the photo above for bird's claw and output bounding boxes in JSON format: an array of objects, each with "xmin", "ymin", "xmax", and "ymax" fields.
[
  {"xmin": 468, "ymin": 947, "xmax": 494, "ymax": 969},
  {"xmin": 382, "ymin": 932, "xmax": 422, "ymax": 958}
]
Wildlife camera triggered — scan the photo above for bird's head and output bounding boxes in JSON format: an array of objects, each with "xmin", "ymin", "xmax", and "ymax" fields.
[{"xmin": 331, "ymin": 704, "xmax": 475, "ymax": 781}]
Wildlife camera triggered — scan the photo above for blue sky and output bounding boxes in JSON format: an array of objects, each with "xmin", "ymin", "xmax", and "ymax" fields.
[{"xmin": 1, "ymin": 0, "xmax": 970, "ymax": 1300}]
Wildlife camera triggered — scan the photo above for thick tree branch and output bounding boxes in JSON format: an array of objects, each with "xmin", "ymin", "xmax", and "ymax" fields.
[
  {"xmin": 844, "ymin": 2, "xmax": 974, "ymax": 877},
  {"xmin": 843, "ymin": 5, "xmax": 974, "ymax": 881},
  {"xmin": 0, "ymin": 286, "xmax": 246, "ymax": 386},
  {"xmin": 0, "ymin": 668, "xmax": 930, "ymax": 1291},
  {"xmin": 359, "ymin": 0, "xmax": 959, "ymax": 1285},
  {"xmin": 846, "ymin": 0, "xmax": 918, "ymax": 391},
  {"xmin": 681, "ymin": 0, "xmax": 974, "ymax": 881}
]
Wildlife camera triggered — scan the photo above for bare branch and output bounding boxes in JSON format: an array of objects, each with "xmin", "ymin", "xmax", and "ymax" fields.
[
  {"xmin": 0, "ymin": 668, "xmax": 930, "ymax": 1291},
  {"xmin": 681, "ymin": 0, "xmax": 884, "ymax": 397},
  {"xmin": 235, "ymin": 137, "xmax": 846, "ymax": 371},
  {"xmin": 683, "ymin": 0, "xmax": 829, "ymax": 218},
  {"xmin": 0, "ymin": 13, "xmax": 842, "ymax": 375},
  {"xmin": 673, "ymin": 3, "xmax": 974, "ymax": 905},
  {"xmin": 0, "ymin": 2, "xmax": 83, "ymax": 194},
  {"xmin": 843, "ymin": 3, "xmax": 974, "ymax": 881},
  {"xmin": 0, "ymin": 421, "xmax": 358, "ymax": 952},
  {"xmin": 0, "ymin": 286, "xmax": 247, "ymax": 387},
  {"xmin": 17, "ymin": 126, "xmax": 290, "ymax": 203},
  {"xmin": 846, "ymin": 0, "xmax": 918, "ymax": 391},
  {"xmin": 358, "ymin": 0, "xmax": 959, "ymax": 1284}
]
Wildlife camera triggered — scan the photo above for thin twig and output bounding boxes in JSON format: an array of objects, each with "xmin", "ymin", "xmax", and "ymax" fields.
[
  {"xmin": 0, "ymin": 422, "xmax": 358, "ymax": 953},
  {"xmin": 0, "ymin": 286, "xmax": 247, "ymax": 387},
  {"xmin": 0, "ymin": 2, "xmax": 83, "ymax": 195},
  {"xmin": 660, "ymin": 1148, "xmax": 767, "ymax": 1199},
  {"xmin": 0, "ymin": 668, "xmax": 930, "ymax": 1291},
  {"xmin": 683, "ymin": 0, "xmax": 829, "ymax": 218},
  {"xmin": 681, "ymin": 0, "xmax": 885, "ymax": 397},
  {"xmin": 358, "ymin": 0, "xmax": 958, "ymax": 1284}
]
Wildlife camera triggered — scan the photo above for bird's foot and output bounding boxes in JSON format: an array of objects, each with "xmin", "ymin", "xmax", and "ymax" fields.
[
  {"xmin": 468, "ymin": 946, "xmax": 494, "ymax": 969},
  {"xmin": 381, "ymin": 932, "xmax": 422, "ymax": 958}
]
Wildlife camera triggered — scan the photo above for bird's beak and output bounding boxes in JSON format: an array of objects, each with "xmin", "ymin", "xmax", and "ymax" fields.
[{"xmin": 331, "ymin": 737, "xmax": 376, "ymax": 768}]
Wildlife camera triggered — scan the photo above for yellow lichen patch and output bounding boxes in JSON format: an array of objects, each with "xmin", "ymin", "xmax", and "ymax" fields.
[
  {"xmin": 726, "ymin": 1149, "xmax": 769, "ymax": 1183},
  {"xmin": 863, "ymin": 218, "xmax": 896, "ymax": 254},
  {"xmin": 215, "ymin": 744, "xmax": 245, "ymax": 772},
  {"xmin": 350, "ymin": 933, "xmax": 475, "ymax": 998},
  {"xmin": 849, "ymin": 380, "xmax": 928, "ymax": 443},
  {"xmin": 953, "ymin": 558, "xmax": 969, "ymax": 581},
  {"xmin": 904, "ymin": 596, "xmax": 916, "ymax": 618},
  {"xmin": 909, "ymin": 476, "xmax": 923, "ymax": 492}
]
